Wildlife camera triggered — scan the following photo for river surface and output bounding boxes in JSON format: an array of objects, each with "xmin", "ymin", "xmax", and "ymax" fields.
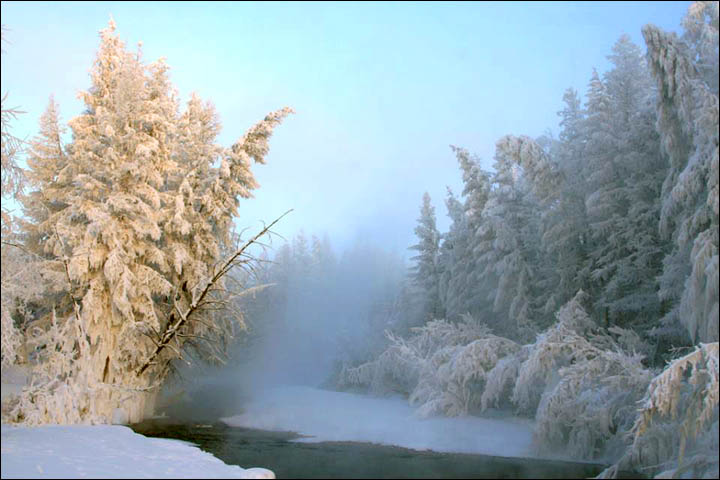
[{"xmin": 130, "ymin": 419, "xmax": 639, "ymax": 479}]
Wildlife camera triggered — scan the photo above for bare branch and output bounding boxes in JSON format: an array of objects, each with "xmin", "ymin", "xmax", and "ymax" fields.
[{"xmin": 135, "ymin": 210, "xmax": 292, "ymax": 376}]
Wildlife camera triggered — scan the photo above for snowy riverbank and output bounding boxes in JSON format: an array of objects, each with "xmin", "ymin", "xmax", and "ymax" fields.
[
  {"xmin": 0, "ymin": 424, "xmax": 274, "ymax": 479},
  {"xmin": 2, "ymin": 366, "xmax": 275, "ymax": 479},
  {"xmin": 222, "ymin": 385, "xmax": 537, "ymax": 459}
]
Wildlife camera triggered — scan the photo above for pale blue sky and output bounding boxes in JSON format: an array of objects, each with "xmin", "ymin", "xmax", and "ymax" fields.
[{"xmin": 1, "ymin": 1, "xmax": 691, "ymax": 255}]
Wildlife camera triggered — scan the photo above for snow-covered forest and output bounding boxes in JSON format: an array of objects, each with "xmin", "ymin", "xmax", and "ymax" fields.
[{"xmin": 1, "ymin": 2, "xmax": 718, "ymax": 479}]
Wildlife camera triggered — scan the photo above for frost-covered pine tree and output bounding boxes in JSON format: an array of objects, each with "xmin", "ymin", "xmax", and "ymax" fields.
[
  {"xmin": 11, "ymin": 19, "xmax": 293, "ymax": 424},
  {"xmin": 21, "ymin": 97, "xmax": 71, "ymax": 246},
  {"xmin": 437, "ymin": 188, "xmax": 466, "ymax": 321},
  {"xmin": 581, "ymin": 69, "xmax": 615, "ymax": 305},
  {"xmin": 409, "ymin": 192, "xmax": 444, "ymax": 322},
  {"xmin": 558, "ymin": 88, "xmax": 584, "ymax": 147},
  {"xmin": 495, "ymin": 134, "xmax": 583, "ymax": 321},
  {"xmin": 644, "ymin": 1, "xmax": 719, "ymax": 343},
  {"xmin": 481, "ymin": 137, "xmax": 546, "ymax": 338},
  {"xmin": 448, "ymin": 147, "xmax": 495, "ymax": 323},
  {"xmin": 4, "ymin": 97, "xmax": 74, "ymax": 367},
  {"xmin": 539, "ymin": 89, "xmax": 592, "ymax": 315},
  {"xmin": 580, "ymin": 36, "xmax": 667, "ymax": 334},
  {"xmin": 18, "ymin": 97, "xmax": 76, "ymax": 304}
]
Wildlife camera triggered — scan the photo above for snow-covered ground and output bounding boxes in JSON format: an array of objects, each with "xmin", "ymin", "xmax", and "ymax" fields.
[
  {"xmin": 1, "ymin": 365, "xmax": 274, "ymax": 479},
  {"xmin": 222, "ymin": 385, "xmax": 536, "ymax": 458},
  {"xmin": 0, "ymin": 424, "xmax": 274, "ymax": 479}
]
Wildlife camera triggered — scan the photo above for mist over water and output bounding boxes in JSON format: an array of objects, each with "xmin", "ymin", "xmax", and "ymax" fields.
[{"xmin": 163, "ymin": 234, "xmax": 410, "ymax": 421}]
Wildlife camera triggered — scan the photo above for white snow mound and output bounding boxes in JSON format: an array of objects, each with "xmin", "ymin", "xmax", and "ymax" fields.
[{"xmin": 0, "ymin": 424, "xmax": 274, "ymax": 479}]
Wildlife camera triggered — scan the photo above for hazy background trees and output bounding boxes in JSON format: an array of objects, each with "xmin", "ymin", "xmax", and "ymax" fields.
[{"xmin": 333, "ymin": 3, "xmax": 717, "ymax": 478}]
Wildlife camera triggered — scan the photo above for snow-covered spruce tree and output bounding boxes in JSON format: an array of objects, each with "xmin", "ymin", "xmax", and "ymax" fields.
[
  {"xmin": 2, "ymin": 97, "xmax": 70, "ymax": 369},
  {"xmin": 644, "ymin": 1, "xmax": 719, "ymax": 344},
  {"xmin": 581, "ymin": 36, "xmax": 668, "ymax": 336},
  {"xmin": 16, "ymin": 98, "xmax": 76, "ymax": 315},
  {"xmin": 437, "ymin": 187, "xmax": 467, "ymax": 321},
  {"xmin": 21, "ymin": 97, "xmax": 73, "ymax": 253},
  {"xmin": 493, "ymin": 134, "xmax": 581, "ymax": 326},
  {"xmin": 580, "ymin": 68, "xmax": 616, "ymax": 304},
  {"xmin": 9, "ymin": 20, "xmax": 292, "ymax": 425},
  {"xmin": 446, "ymin": 147, "xmax": 496, "ymax": 325},
  {"xmin": 542, "ymin": 88, "xmax": 592, "ymax": 314},
  {"xmin": 480, "ymin": 136, "xmax": 547, "ymax": 339},
  {"xmin": 409, "ymin": 192, "xmax": 444, "ymax": 322}
]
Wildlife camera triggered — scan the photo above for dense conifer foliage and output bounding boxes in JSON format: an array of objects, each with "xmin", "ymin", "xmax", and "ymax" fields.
[{"xmin": 337, "ymin": 3, "xmax": 718, "ymax": 477}]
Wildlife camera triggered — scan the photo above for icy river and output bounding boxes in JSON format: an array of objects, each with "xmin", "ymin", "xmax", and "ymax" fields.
[{"xmin": 130, "ymin": 386, "xmax": 631, "ymax": 479}]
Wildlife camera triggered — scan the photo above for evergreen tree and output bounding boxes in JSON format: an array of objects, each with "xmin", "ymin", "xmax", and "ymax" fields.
[
  {"xmin": 581, "ymin": 36, "xmax": 668, "ymax": 333},
  {"xmin": 409, "ymin": 192, "xmax": 443, "ymax": 321},
  {"xmin": 643, "ymin": 3, "xmax": 718, "ymax": 343},
  {"xmin": 450, "ymin": 147, "xmax": 495, "ymax": 323},
  {"xmin": 19, "ymin": 96, "xmax": 74, "ymax": 294},
  {"xmin": 481, "ymin": 137, "xmax": 545, "ymax": 339},
  {"xmin": 437, "ymin": 187, "xmax": 466, "ymax": 321},
  {"xmin": 15, "ymin": 19, "xmax": 293, "ymax": 424},
  {"xmin": 491, "ymin": 135, "xmax": 562, "ymax": 333},
  {"xmin": 558, "ymin": 87, "xmax": 584, "ymax": 148}
]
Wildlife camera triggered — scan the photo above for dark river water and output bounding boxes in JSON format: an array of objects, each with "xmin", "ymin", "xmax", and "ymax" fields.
[{"xmin": 129, "ymin": 419, "xmax": 642, "ymax": 479}]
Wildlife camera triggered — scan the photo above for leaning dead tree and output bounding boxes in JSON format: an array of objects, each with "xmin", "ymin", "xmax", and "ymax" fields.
[
  {"xmin": 3, "ymin": 211, "xmax": 291, "ymax": 426},
  {"xmin": 137, "ymin": 210, "xmax": 291, "ymax": 377}
]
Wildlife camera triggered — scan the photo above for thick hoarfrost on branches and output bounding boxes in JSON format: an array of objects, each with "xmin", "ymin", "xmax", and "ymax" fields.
[
  {"xmin": 600, "ymin": 342, "xmax": 719, "ymax": 479},
  {"xmin": 643, "ymin": 3, "xmax": 719, "ymax": 343},
  {"xmin": 338, "ymin": 333, "xmax": 422, "ymax": 397},
  {"xmin": 339, "ymin": 314, "xmax": 512, "ymax": 417},
  {"xmin": 511, "ymin": 291, "xmax": 597, "ymax": 412},
  {"xmin": 337, "ymin": 293, "xmax": 665, "ymax": 464},
  {"xmin": 409, "ymin": 334, "xmax": 520, "ymax": 418},
  {"xmin": 633, "ymin": 343, "xmax": 718, "ymax": 451},
  {"xmin": 533, "ymin": 343, "xmax": 652, "ymax": 460},
  {"xmin": 6, "ymin": 19, "xmax": 292, "ymax": 425},
  {"xmin": 443, "ymin": 147, "xmax": 495, "ymax": 325},
  {"xmin": 479, "ymin": 345, "xmax": 529, "ymax": 411}
]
